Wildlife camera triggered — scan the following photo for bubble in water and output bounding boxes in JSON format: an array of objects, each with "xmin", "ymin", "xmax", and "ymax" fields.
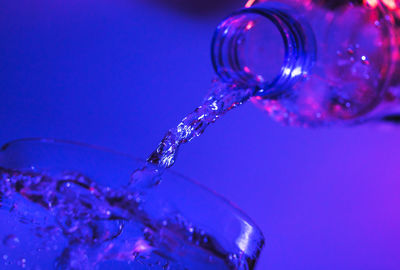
[
  {"xmin": 347, "ymin": 47, "xmax": 355, "ymax": 55},
  {"xmin": 203, "ymin": 236, "xmax": 208, "ymax": 243},
  {"xmin": 17, "ymin": 258, "xmax": 27, "ymax": 268},
  {"xmin": 3, "ymin": 234, "xmax": 20, "ymax": 248},
  {"xmin": 361, "ymin": 55, "xmax": 370, "ymax": 65}
]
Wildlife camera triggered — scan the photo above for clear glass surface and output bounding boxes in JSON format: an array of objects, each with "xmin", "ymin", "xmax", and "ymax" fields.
[{"xmin": 0, "ymin": 138, "xmax": 264, "ymax": 269}]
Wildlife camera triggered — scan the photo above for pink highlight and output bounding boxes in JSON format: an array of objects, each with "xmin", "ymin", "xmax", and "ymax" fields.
[
  {"xmin": 246, "ymin": 21, "xmax": 255, "ymax": 31},
  {"xmin": 364, "ymin": 0, "xmax": 378, "ymax": 8},
  {"xmin": 245, "ymin": 0, "xmax": 256, "ymax": 8},
  {"xmin": 133, "ymin": 239, "xmax": 151, "ymax": 253},
  {"xmin": 382, "ymin": 0, "xmax": 397, "ymax": 9}
]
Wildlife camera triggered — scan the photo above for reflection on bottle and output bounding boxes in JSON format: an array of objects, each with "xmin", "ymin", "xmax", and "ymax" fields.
[{"xmin": 212, "ymin": 0, "xmax": 400, "ymax": 126}]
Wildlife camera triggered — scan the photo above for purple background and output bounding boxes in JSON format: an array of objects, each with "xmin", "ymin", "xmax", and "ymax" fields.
[{"xmin": 1, "ymin": 0, "xmax": 400, "ymax": 269}]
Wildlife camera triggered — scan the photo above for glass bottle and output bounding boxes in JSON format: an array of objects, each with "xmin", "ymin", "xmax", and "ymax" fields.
[{"xmin": 212, "ymin": 0, "xmax": 400, "ymax": 126}]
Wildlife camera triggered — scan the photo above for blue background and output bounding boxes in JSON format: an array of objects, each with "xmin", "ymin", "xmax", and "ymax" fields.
[{"xmin": 1, "ymin": 0, "xmax": 400, "ymax": 269}]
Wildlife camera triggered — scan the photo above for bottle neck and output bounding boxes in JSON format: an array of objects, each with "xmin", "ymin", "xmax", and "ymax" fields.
[{"xmin": 211, "ymin": 3, "xmax": 316, "ymax": 98}]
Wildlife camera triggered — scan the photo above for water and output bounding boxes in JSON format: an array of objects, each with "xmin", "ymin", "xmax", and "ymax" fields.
[
  {"xmin": 0, "ymin": 81, "xmax": 259, "ymax": 269},
  {"xmin": 0, "ymin": 167, "xmax": 247, "ymax": 269},
  {"xmin": 130, "ymin": 80, "xmax": 256, "ymax": 189},
  {"xmin": 148, "ymin": 80, "xmax": 255, "ymax": 169}
]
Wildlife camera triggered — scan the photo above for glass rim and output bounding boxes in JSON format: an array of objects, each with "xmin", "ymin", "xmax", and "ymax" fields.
[{"xmin": 0, "ymin": 137, "xmax": 265, "ymax": 238}]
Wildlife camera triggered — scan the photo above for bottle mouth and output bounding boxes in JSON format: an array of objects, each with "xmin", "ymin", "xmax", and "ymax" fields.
[{"xmin": 211, "ymin": 4, "xmax": 316, "ymax": 97}]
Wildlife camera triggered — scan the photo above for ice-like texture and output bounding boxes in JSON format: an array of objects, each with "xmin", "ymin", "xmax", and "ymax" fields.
[{"xmin": 0, "ymin": 167, "xmax": 249, "ymax": 269}]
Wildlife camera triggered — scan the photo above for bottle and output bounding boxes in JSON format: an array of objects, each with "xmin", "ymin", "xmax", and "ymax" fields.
[{"xmin": 211, "ymin": 0, "xmax": 400, "ymax": 126}]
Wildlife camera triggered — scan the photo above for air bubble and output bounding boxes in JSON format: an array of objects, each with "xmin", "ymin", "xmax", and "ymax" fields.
[
  {"xmin": 17, "ymin": 258, "xmax": 27, "ymax": 268},
  {"xmin": 347, "ymin": 47, "xmax": 355, "ymax": 55},
  {"xmin": 3, "ymin": 234, "xmax": 20, "ymax": 248},
  {"xmin": 361, "ymin": 55, "xmax": 370, "ymax": 65}
]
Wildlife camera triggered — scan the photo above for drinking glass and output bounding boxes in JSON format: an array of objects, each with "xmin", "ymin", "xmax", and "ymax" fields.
[{"xmin": 0, "ymin": 138, "xmax": 264, "ymax": 270}]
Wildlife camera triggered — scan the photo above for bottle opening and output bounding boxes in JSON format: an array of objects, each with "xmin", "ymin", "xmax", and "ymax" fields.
[
  {"xmin": 237, "ymin": 13, "xmax": 286, "ymax": 86},
  {"xmin": 211, "ymin": 4, "xmax": 316, "ymax": 97}
]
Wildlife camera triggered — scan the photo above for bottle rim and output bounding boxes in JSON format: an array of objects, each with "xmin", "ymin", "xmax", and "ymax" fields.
[{"xmin": 211, "ymin": 3, "xmax": 317, "ymax": 97}]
